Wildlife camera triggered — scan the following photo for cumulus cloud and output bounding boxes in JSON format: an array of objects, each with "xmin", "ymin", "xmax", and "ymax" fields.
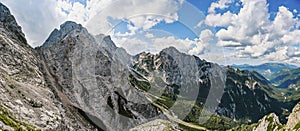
[
  {"xmin": 85, "ymin": 0, "xmax": 182, "ymax": 35},
  {"xmin": 1, "ymin": 0, "xmax": 183, "ymax": 47},
  {"xmin": 205, "ymin": 0, "xmax": 300, "ymax": 64},
  {"xmin": 208, "ymin": 0, "xmax": 234, "ymax": 13},
  {"xmin": 205, "ymin": 12, "xmax": 236, "ymax": 27},
  {"xmin": 188, "ymin": 29, "xmax": 213, "ymax": 55},
  {"xmin": 112, "ymin": 35, "xmax": 200, "ymax": 55}
]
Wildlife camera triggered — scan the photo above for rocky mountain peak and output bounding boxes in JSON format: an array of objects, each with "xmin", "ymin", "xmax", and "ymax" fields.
[
  {"xmin": 160, "ymin": 46, "xmax": 180, "ymax": 55},
  {"xmin": 0, "ymin": 3, "xmax": 10, "ymax": 19},
  {"xmin": 59, "ymin": 21, "xmax": 83, "ymax": 34},
  {"xmin": 0, "ymin": 2, "xmax": 26, "ymax": 44},
  {"xmin": 43, "ymin": 21, "xmax": 89, "ymax": 47},
  {"xmin": 97, "ymin": 34, "xmax": 118, "ymax": 52},
  {"xmin": 253, "ymin": 113, "xmax": 282, "ymax": 131}
]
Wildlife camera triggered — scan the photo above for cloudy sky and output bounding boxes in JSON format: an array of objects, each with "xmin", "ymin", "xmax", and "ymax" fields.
[{"xmin": 2, "ymin": 0, "xmax": 300, "ymax": 66}]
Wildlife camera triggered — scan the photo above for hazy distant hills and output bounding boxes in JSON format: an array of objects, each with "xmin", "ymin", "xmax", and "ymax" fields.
[
  {"xmin": 269, "ymin": 68, "xmax": 300, "ymax": 89},
  {"xmin": 232, "ymin": 63, "xmax": 298, "ymax": 80},
  {"xmin": 232, "ymin": 63, "xmax": 300, "ymax": 89}
]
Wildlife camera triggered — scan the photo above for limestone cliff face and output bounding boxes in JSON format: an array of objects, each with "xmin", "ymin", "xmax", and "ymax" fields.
[
  {"xmin": 38, "ymin": 21, "xmax": 164, "ymax": 131},
  {"xmin": 0, "ymin": 3, "xmax": 163, "ymax": 130},
  {"xmin": 0, "ymin": 3, "xmax": 59, "ymax": 130},
  {"xmin": 0, "ymin": 3, "xmax": 98, "ymax": 130},
  {"xmin": 253, "ymin": 113, "xmax": 283, "ymax": 131},
  {"xmin": 286, "ymin": 102, "xmax": 300, "ymax": 130}
]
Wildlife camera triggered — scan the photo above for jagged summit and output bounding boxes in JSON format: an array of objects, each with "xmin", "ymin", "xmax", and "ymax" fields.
[
  {"xmin": 98, "ymin": 35, "xmax": 118, "ymax": 52},
  {"xmin": 0, "ymin": 2, "xmax": 26, "ymax": 44},
  {"xmin": 0, "ymin": 3, "xmax": 10, "ymax": 19},
  {"xmin": 59, "ymin": 21, "xmax": 84, "ymax": 34},
  {"xmin": 43, "ymin": 21, "xmax": 87, "ymax": 46},
  {"xmin": 161, "ymin": 46, "xmax": 180, "ymax": 53}
]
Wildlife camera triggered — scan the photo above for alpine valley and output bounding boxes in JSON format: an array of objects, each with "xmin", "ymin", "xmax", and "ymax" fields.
[{"xmin": 0, "ymin": 2, "xmax": 300, "ymax": 131}]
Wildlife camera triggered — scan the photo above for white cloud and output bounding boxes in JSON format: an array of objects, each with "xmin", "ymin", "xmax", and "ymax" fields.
[
  {"xmin": 205, "ymin": 11, "xmax": 236, "ymax": 27},
  {"xmin": 188, "ymin": 29, "xmax": 213, "ymax": 55},
  {"xmin": 268, "ymin": 6, "xmax": 297, "ymax": 40},
  {"xmin": 205, "ymin": 0, "xmax": 300, "ymax": 64},
  {"xmin": 281, "ymin": 30, "xmax": 300, "ymax": 45},
  {"xmin": 287, "ymin": 46, "xmax": 300, "ymax": 57},
  {"xmin": 1, "ymin": 0, "xmax": 183, "ymax": 47},
  {"xmin": 208, "ymin": 0, "xmax": 234, "ymax": 13},
  {"xmin": 145, "ymin": 33, "xmax": 155, "ymax": 38},
  {"xmin": 199, "ymin": 29, "xmax": 214, "ymax": 43},
  {"xmin": 216, "ymin": 41, "xmax": 242, "ymax": 47},
  {"xmin": 214, "ymin": 0, "xmax": 270, "ymax": 47},
  {"xmin": 85, "ymin": 0, "xmax": 182, "ymax": 35},
  {"xmin": 112, "ymin": 34, "xmax": 206, "ymax": 55}
]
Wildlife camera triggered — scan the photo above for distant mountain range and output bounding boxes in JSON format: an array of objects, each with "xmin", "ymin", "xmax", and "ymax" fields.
[
  {"xmin": 232, "ymin": 63, "xmax": 298, "ymax": 80},
  {"xmin": 232, "ymin": 63, "xmax": 300, "ymax": 89},
  {"xmin": 269, "ymin": 68, "xmax": 300, "ymax": 89}
]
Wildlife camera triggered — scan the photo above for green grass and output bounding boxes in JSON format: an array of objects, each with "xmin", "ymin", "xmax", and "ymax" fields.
[
  {"xmin": 228, "ymin": 123, "xmax": 258, "ymax": 131},
  {"xmin": 201, "ymin": 114, "xmax": 241, "ymax": 130},
  {"xmin": 128, "ymin": 74, "xmax": 151, "ymax": 91},
  {"xmin": 0, "ymin": 104, "xmax": 40, "ymax": 131},
  {"xmin": 154, "ymin": 95, "xmax": 175, "ymax": 109},
  {"xmin": 294, "ymin": 122, "xmax": 300, "ymax": 129}
]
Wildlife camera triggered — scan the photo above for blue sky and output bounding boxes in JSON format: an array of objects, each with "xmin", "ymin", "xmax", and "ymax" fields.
[{"xmin": 2, "ymin": 0, "xmax": 300, "ymax": 66}]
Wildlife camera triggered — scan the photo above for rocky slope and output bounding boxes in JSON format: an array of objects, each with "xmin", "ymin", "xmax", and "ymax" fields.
[
  {"xmin": 286, "ymin": 102, "xmax": 300, "ymax": 130},
  {"xmin": 0, "ymin": 2, "xmax": 97, "ymax": 130},
  {"xmin": 253, "ymin": 113, "xmax": 283, "ymax": 131},
  {"xmin": 37, "ymin": 21, "xmax": 165, "ymax": 131},
  {"xmin": 231, "ymin": 102, "xmax": 300, "ymax": 131}
]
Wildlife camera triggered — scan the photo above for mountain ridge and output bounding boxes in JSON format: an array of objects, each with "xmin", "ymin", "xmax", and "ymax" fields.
[
  {"xmin": 232, "ymin": 63, "xmax": 298, "ymax": 80},
  {"xmin": 0, "ymin": 2, "xmax": 300, "ymax": 130}
]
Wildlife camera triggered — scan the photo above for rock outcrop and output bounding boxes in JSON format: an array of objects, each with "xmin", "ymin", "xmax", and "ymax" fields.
[
  {"xmin": 286, "ymin": 102, "xmax": 300, "ymax": 130},
  {"xmin": 38, "ymin": 21, "xmax": 164, "ymax": 130},
  {"xmin": 131, "ymin": 48, "xmax": 293, "ymax": 124},
  {"xmin": 0, "ymin": 3, "xmax": 97, "ymax": 130},
  {"xmin": 253, "ymin": 113, "xmax": 283, "ymax": 131}
]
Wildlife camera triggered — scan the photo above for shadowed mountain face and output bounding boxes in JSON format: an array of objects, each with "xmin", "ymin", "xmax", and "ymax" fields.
[
  {"xmin": 269, "ymin": 68, "xmax": 300, "ymax": 89},
  {"xmin": 131, "ymin": 51, "xmax": 298, "ymax": 126},
  {"xmin": 1, "ymin": 2, "xmax": 300, "ymax": 131}
]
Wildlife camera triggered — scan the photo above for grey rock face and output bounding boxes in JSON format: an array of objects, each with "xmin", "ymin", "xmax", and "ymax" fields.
[
  {"xmin": 0, "ymin": 3, "xmax": 97, "ymax": 130},
  {"xmin": 132, "ymin": 47, "xmax": 293, "ymax": 124},
  {"xmin": 0, "ymin": 3, "xmax": 61, "ymax": 130},
  {"xmin": 253, "ymin": 113, "xmax": 282, "ymax": 131},
  {"xmin": 0, "ymin": 3, "xmax": 26, "ymax": 45},
  {"xmin": 286, "ymin": 102, "xmax": 300, "ymax": 129},
  {"xmin": 39, "ymin": 21, "xmax": 164, "ymax": 131},
  {"xmin": 129, "ymin": 119, "xmax": 179, "ymax": 131},
  {"xmin": 132, "ymin": 47, "xmax": 227, "ymax": 123}
]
